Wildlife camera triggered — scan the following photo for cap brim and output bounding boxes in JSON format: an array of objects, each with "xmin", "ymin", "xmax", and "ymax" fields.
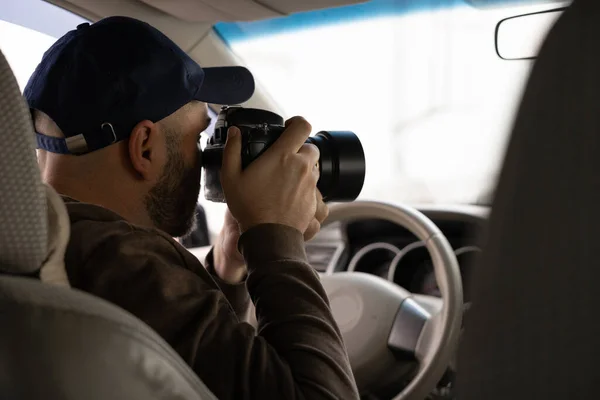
[{"xmin": 196, "ymin": 66, "xmax": 255, "ymax": 105}]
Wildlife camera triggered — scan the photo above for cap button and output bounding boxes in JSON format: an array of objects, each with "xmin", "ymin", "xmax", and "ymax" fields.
[{"xmin": 77, "ymin": 22, "xmax": 90, "ymax": 30}]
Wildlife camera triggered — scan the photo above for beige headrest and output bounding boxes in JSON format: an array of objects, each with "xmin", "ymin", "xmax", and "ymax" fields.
[{"xmin": 39, "ymin": 184, "xmax": 70, "ymax": 287}]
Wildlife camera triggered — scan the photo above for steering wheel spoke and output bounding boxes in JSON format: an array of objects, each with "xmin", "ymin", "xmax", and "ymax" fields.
[
  {"xmin": 387, "ymin": 294, "xmax": 444, "ymax": 364},
  {"xmin": 415, "ymin": 307, "xmax": 443, "ymax": 364}
]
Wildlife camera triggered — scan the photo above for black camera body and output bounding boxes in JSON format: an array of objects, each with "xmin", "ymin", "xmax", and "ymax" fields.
[{"xmin": 202, "ymin": 106, "xmax": 365, "ymax": 203}]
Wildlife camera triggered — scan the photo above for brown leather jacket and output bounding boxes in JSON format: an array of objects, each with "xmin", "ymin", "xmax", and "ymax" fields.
[{"xmin": 62, "ymin": 197, "xmax": 359, "ymax": 399}]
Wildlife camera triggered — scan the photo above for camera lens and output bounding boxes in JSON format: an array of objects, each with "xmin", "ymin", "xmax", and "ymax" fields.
[{"xmin": 307, "ymin": 131, "xmax": 365, "ymax": 202}]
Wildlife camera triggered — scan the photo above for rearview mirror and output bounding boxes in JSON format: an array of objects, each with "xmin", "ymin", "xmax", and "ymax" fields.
[{"xmin": 495, "ymin": 7, "xmax": 566, "ymax": 60}]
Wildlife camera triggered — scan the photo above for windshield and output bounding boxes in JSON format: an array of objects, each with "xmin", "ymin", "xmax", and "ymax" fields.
[
  {"xmin": 214, "ymin": 0, "xmax": 559, "ymax": 206},
  {"xmin": 0, "ymin": 0, "xmax": 87, "ymax": 89},
  {"xmin": 0, "ymin": 0, "xmax": 563, "ymax": 238}
]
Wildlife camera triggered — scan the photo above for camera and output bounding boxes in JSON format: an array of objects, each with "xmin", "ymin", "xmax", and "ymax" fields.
[{"xmin": 201, "ymin": 106, "xmax": 366, "ymax": 203}]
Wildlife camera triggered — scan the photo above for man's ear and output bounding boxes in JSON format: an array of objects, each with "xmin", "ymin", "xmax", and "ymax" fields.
[{"xmin": 128, "ymin": 120, "xmax": 164, "ymax": 181}]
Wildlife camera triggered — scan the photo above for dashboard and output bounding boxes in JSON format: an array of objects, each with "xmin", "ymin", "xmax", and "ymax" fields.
[{"xmin": 305, "ymin": 204, "xmax": 488, "ymax": 303}]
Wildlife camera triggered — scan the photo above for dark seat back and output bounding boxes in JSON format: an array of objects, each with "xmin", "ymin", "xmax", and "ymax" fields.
[{"xmin": 457, "ymin": 1, "xmax": 600, "ymax": 398}]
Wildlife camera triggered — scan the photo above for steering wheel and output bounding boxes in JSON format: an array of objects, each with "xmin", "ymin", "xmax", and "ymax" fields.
[{"xmin": 319, "ymin": 201, "xmax": 463, "ymax": 399}]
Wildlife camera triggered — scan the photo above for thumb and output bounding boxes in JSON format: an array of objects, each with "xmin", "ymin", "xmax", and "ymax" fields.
[{"xmin": 221, "ymin": 127, "xmax": 242, "ymax": 181}]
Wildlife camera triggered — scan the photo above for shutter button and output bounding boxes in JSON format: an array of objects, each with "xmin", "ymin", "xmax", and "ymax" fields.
[{"xmin": 77, "ymin": 23, "xmax": 90, "ymax": 30}]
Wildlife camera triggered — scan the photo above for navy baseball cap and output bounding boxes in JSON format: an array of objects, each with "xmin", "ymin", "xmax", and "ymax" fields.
[{"xmin": 24, "ymin": 16, "xmax": 255, "ymax": 155}]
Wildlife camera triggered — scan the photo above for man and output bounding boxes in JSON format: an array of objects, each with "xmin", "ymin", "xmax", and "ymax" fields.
[{"xmin": 26, "ymin": 16, "xmax": 359, "ymax": 400}]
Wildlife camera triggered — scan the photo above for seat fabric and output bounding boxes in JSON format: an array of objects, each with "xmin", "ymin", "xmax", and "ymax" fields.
[{"xmin": 457, "ymin": 1, "xmax": 600, "ymax": 398}]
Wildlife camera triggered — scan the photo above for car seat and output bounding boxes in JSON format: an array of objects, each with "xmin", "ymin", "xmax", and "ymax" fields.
[{"xmin": 456, "ymin": 0, "xmax": 600, "ymax": 398}]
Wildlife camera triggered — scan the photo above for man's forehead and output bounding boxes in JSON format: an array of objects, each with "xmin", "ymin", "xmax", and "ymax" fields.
[
  {"xmin": 186, "ymin": 101, "xmax": 208, "ymax": 118},
  {"xmin": 172, "ymin": 101, "xmax": 205, "ymax": 121},
  {"xmin": 189, "ymin": 101, "xmax": 206, "ymax": 111}
]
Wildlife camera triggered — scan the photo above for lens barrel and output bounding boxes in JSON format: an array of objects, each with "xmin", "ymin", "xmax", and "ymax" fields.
[{"xmin": 308, "ymin": 131, "xmax": 365, "ymax": 202}]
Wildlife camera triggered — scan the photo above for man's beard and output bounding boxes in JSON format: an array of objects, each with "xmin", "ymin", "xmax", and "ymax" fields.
[{"xmin": 144, "ymin": 146, "xmax": 202, "ymax": 238}]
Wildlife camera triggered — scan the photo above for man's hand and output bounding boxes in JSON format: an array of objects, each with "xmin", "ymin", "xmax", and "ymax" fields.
[
  {"xmin": 213, "ymin": 209, "xmax": 246, "ymax": 284},
  {"xmin": 304, "ymin": 190, "xmax": 329, "ymax": 241},
  {"xmin": 221, "ymin": 117, "xmax": 323, "ymax": 236},
  {"xmin": 213, "ymin": 190, "xmax": 329, "ymax": 284}
]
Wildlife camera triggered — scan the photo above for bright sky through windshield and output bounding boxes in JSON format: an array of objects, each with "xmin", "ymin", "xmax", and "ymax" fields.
[
  {"xmin": 205, "ymin": 4, "xmax": 558, "ymax": 232},
  {"xmin": 194, "ymin": 3, "xmax": 560, "ymax": 233},
  {"xmin": 0, "ymin": 21, "xmax": 56, "ymax": 89}
]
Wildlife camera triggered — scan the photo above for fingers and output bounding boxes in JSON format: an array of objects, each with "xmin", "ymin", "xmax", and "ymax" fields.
[
  {"xmin": 271, "ymin": 117, "xmax": 312, "ymax": 154},
  {"xmin": 303, "ymin": 218, "xmax": 321, "ymax": 242},
  {"xmin": 297, "ymin": 143, "xmax": 320, "ymax": 166},
  {"xmin": 303, "ymin": 192, "xmax": 328, "ymax": 241},
  {"xmin": 221, "ymin": 127, "xmax": 242, "ymax": 182},
  {"xmin": 223, "ymin": 207, "xmax": 239, "ymax": 229},
  {"xmin": 314, "ymin": 191, "xmax": 329, "ymax": 224},
  {"xmin": 285, "ymin": 116, "xmax": 302, "ymax": 128}
]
